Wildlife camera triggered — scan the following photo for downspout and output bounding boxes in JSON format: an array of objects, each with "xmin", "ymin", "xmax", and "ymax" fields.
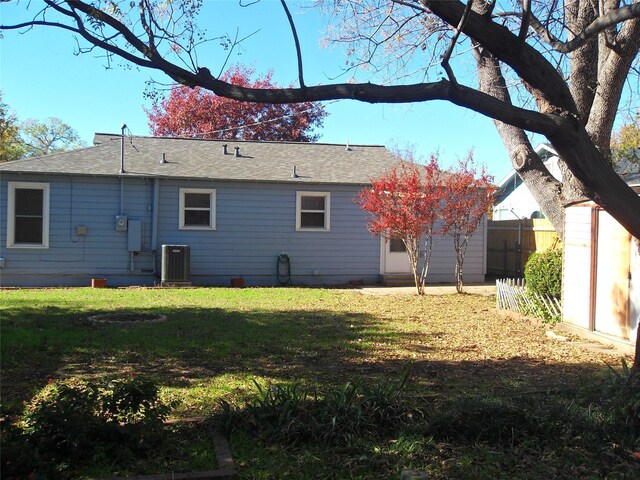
[
  {"xmin": 120, "ymin": 178, "xmax": 125, "ymax": 216},
  {"xmin": 120, "ymin": 124, "xmax": 133, "ymax": 271},
  {"xmin": 119, "ymin": 124, "xmax": 126, "ymax": 215},
  {"xmin": 151, "ymin": 178, "xmax": 160, "ymax": 275}
]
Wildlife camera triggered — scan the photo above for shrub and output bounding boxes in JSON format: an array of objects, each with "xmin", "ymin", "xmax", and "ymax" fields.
[
  {"xmin": 19, "ymin": 378, "xmax": 103, "ymax": 464},
  {"xmin": 524, "ymin": 248, "xmax": 562, "ymax": 299},
  {"xmin": 211, "ymin": 363, "xmax": 422, "ymax": 445},
  {"xmin": 604, "ymin": 360, "xmax": 640, "ymax": 435},
  {"xmin": 8, "ymin": 376, "xmax": 173, "ymax": 477}
]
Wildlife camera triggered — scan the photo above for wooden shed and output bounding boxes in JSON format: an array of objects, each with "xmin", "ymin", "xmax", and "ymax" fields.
[{"xmin": 562, "ymin": 194, "xmax": 639, "ymax": 348}]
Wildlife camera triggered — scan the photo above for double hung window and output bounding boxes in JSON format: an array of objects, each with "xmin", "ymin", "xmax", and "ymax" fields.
[
  {"xmin": 7, "ymin": 182, "xmax": 50, "ymax": 248},
  {"xmin": 296, "ymin": 192, "xmax": 330, "ymax": 231},
  {"xmin": 179, "ymin": 188, "xmax": 216, "ymax": 230}
]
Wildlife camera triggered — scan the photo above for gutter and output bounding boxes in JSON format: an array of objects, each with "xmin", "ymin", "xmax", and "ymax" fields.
[{"xmin": 151, "ymin": 178, "xmax": 160, "ymax": 275}]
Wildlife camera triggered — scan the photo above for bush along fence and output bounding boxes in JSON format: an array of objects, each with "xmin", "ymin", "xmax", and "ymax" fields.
[{"xmin": 496, "ymin": 278, "xmax": 562, "ymax": 323}]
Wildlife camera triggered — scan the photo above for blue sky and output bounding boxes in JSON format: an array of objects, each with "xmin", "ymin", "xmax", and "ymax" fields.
[{"xmin": 1, "ymin": 0, "xmax": 511, "ymax": 179}]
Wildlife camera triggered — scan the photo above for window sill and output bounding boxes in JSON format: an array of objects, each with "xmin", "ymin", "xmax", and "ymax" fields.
[{"xmin": 178, "ymin": 226, "xmax": 216, "ymax": 231}]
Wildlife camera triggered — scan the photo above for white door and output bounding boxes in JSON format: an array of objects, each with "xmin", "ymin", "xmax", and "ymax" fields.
[{"xmin": 383, "ymin": 237, "xmax": 411, "ymax": 274}]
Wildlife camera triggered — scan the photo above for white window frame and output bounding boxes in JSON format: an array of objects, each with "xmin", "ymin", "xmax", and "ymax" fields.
[
  {"xmin": 296, "ymin": 191, "xmax": 331, "ymax": 231},
  {"xmin": 179, "ymin": 188, "xmax": 216, "ymax": 230},
  {"xmin": 6, "ymin": 181, "xmax": 50, "ymax": 249}
]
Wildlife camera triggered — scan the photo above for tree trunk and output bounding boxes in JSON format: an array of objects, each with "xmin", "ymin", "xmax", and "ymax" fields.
[
  {"xmin": 405, "ymin": 238, "xmax": 424, "ymax": 295},
  {"xmin": 453, "ymin": 234, "xmax": 465, "ymax": 294},
  {"xmin": 548, "ymin": 125, "xmax": 640, "ymax": 240},
  {"xmin": 474, "ymin": 45, "xmax": 567, "ymax": 235},
  {"xmin": 566, "ymin": 0, "xmax": 599, "ymax": 125}
]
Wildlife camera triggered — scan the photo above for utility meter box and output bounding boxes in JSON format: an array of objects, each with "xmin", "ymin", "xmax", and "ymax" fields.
[
  {"xmin": 127, "ymin": 220, "xmax": 142, "ymax": 252},
  {"xmin": 115, "ymin": 215, "xmax": 128, "ymax": 232}
]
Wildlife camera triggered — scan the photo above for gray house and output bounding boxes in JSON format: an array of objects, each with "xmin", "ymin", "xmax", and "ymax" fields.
[{"xmin": 0, "ymin": 133, "xmax": 488, "ymax": 287}]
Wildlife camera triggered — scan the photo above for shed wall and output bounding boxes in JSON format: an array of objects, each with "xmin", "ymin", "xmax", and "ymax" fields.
[
  {"xmin": 594, "ymin": 210, "xmax": 631, "ymax": 339},
  {"xmin": 562, "ymin": 205, "xmax": 593, "ymax": 330},
  {"xmin": 562, "ymin": 202, "xmax": 637, "ymax": 347}
]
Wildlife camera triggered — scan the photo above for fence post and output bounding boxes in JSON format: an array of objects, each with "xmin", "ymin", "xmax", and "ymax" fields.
[{"xmin": 503, "ymin": 240, "xmax": 507, "ymax": 276}]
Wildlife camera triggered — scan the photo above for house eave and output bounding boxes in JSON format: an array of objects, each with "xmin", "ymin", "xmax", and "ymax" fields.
[{"xmin": 0, "ymin": 170, "xmax": 373, "ymax": 187}]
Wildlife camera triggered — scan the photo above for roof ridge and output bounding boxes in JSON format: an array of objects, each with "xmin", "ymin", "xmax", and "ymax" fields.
[
  {"xmin": 93, "ymin": 132, "xmax": 387, "ymax": 148},
  {"xmin": 0, "ymin": 142, "xmax": 108, "ymax": 165}
]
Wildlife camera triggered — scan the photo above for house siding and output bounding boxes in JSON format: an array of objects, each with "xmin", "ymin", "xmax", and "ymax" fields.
[
  {"xmin": 380, "ymin": 217, "xmax": 487, "ymax": 284},
  {"xmin": 1, "ymin": 174, "xmax": 155, "ymax": 286},
  {"xmin": 1, "ymin": 174, "xmax": 382, "ymax": 287},
  {"xmin": 156, "ymin": 180, "xmax": 381, "ymax": 286}
]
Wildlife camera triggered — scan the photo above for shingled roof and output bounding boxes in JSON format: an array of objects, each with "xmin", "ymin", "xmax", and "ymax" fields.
[{"xmin": 0, "ymin": 133, "xmax": 400, "ymax": 185}]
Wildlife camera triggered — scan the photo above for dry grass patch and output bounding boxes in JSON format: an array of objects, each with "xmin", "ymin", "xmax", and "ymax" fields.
[{"xmin": 1, "ymin": 288, "xmax": 637, "ymax": 479}]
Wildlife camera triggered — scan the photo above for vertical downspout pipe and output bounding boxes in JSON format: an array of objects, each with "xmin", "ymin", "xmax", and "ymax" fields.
[
  {"xmin": 120, "ymin": 178, "xmax": 125, "ymax": 216},
  {"xmin": 120, "ymin": 124, "xmax": 127, "ymax": 215},
  {"xmin": 151, "ymin": 178, "xmax": 160, "ymax": 275}
]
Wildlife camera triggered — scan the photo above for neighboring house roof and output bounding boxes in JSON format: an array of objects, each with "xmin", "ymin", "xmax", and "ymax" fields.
[
  {"xmin": 494, "ymin": 143, "xmax": 640, "ymax": 201},
  {"xmin": 616, "ymin": 157, "xmax": 640, "ymax": 186},
  {"xmin": 494, "ymin": 144, "xmax": 562, "ymax": 204},
  {"xmin": 0, "ymin": 133, "xmax": 400, "ymax": 185}
]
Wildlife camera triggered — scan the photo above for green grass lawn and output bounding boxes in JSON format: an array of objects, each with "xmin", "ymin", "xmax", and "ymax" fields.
[{"xmin": 1, "ymin": 287, "xmax": 638, "ymax": 479}]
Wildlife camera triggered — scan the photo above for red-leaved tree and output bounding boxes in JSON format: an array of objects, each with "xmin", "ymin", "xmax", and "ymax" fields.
[
  {"xmin": 358, "ymin": 156, "xmax": 442, "ymax": 295},
  {"xmin": 146, "ymin": 65, "xmax": 326, "ymax": 141},
  {"xmin": 441, "ymin": 152, "xmax": 497, "ymax": 293}
]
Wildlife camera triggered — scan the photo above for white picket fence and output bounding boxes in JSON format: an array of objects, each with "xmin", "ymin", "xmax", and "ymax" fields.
[{"xmin": 496, "ymin": 278, "xmax": 562, "ymax": 322}]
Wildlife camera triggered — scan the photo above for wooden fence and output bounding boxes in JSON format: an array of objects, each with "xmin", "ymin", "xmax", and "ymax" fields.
[
  {"xmin": 487, "ymin": 219, "xmax": 559, "ymax": 277},
  {"xmin": 496, "ymin": 278, "xmax": 562, "ymax": 322}
]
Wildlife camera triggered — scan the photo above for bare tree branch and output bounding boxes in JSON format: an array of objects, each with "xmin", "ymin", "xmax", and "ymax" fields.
[
  {"xmin": 421, "ymin": 0, "xmax": 577, "ymax": 114},
  {"xmin": 190, "ymin": 66, "xmax": 566, "ymax": 137},
  {"xmin": 391, "ymin": 0, "xmax": 428, "ymax": 13},
  {"xmin": 441, "ymin": 0, "xmax": 473, "ymax": 87},
  {"xmin": 519, "ymin": 0, "xmax": 532, "ymax": 43},
  {"xmin": 280, "ymin": 0, "xmax": 305, "ymax": 88},
  {"xmin": 139, "ymin": 0, "xmax": 156, "ymax": 52},
  {"xmin": 528, "ymin": 2, "xmax": 640, "ymax": 53}
]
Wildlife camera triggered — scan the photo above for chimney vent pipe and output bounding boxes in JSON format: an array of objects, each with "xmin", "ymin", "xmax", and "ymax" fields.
[
  {"xmin": 222, "ymin": 144, "xmax": 228, "ymax": 155},
  {"xmin": 234, "ymin": 146, "xmax": 240, "ymax": 157}
]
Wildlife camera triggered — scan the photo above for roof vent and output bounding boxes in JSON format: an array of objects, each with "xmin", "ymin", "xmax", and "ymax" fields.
[
  {"xmin": 345, "ymin": 140, "xmax": 352, "ymax": 151},
  {"xmin": 222, "ymin": 144, "xmax": 228, "ymax": 155},
  {"xmin": 234, "ymin": 146, "xmax": 241, "ymax": 157},
  {"xmin": 290, "ymin": 165, "xmax": 299, "ymax": 179},
  {"xmin": 160, "ymin": 153, "xmax": 167, "ymax": 164}
]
